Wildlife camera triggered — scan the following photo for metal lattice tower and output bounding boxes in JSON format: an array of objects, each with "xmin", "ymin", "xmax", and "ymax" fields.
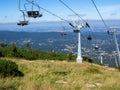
[{"xmin": 110, "ymin": 27, "xmax": 120, "ymax": 66}]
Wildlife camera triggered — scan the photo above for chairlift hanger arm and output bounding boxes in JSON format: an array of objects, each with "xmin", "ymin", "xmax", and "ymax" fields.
[
  {"xmin": 18, "ymin": 1, "xmax": 28, "ymax": 23},
  {"xmin": 17, "ymin": 13, "xmax": 29, "ymax": 26},
  {"xmin": 25, "ymin": 0, "xmax": 40, "ymax": 11},
  {"xmin": 22, "ymin": 11, "xmax": 26, "ymax": 21},
  {"xmin": 19, "ymin": 0, "xmax": 26, "ymax": 12},
  {"xmin": 18, "ymin": 0, "xmax": 27, "ymax": 17},
  {"xmin": 19, "ymin": 0, "xmax": 22, "ymax": 11}
]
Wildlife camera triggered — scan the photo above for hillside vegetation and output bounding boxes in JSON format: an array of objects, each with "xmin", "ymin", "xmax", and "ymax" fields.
[
  {"xmin": 0, "ymin": 58, "xmax": 120, "ymax": 90},
  {"xmin": 0, "ymin": 42, "xmax": 76, "ymax": 61}
]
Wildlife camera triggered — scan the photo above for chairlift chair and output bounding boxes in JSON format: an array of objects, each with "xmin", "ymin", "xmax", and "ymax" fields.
[
  {"xmin": 73, "ymin": 30, "xmax": 80, "ymax": 33},
  {"xmin": 17, "ymin": 21, "xmax": 29, "ymax": 26},
  {"xmin": 94, "ymin": 45, "xmax": 99, "ymax": 50},
  {"xmin": 17, "ymin": 11, "xmax": 29, "ymax": 26},
  {"xmin": 25, "ymin": 0, "xmax": 43, "ymax": 18},
  {"xmin": 61, "ymin": 32, "xmax": 67, "ymax": 36},
  {"xmin": 69, "ymin": 22, "xmax": 75, "ymax": 28},
  {"xmin": 87, "ymin": 35, "xmax": 92, "ymax": 40},
  {"xmin": 85, "ymin": 22, "xmax": 90, "ymax": 28},
  {"xmin": 27, "ymin": 11, "xmax": 42, "ymax": 18}
]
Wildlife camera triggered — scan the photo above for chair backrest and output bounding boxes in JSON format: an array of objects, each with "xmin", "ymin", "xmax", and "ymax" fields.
[
  {"xmin": 17, "ymin": 21, "xmax": 29, "ymax": 26},
  {"xmin": 87, "ymin": 36, "xmax": 92, "ymax": 40},
  {"xmin": 73, "ymin": 30, "xmax": 80, "ymax": 33},
  {"xmin": 27, "ymin": 11, "xmax": 42, "ymax": 18}
]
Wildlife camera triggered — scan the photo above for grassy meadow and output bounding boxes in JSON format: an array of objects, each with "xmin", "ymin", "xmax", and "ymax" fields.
[{"xmin": 0, "ymin": 58, "xmax": 120, "ymax": 90}]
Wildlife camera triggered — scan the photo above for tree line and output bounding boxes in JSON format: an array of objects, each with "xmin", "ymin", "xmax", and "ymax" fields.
[{"xmin": 0, "ymin": 42, "xmax": 76, "ymax": 61}]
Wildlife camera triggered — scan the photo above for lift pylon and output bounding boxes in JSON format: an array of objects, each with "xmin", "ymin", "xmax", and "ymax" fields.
[
  {"xmin": 109, "ymin": 27, "xmax": 120, "ymax": 66},
  {"xmin": 69, "ymin": 22, "xmax": 90, "ymax": 62}
]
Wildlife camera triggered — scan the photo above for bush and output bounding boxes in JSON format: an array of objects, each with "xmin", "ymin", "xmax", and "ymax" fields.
[
  {"xmin": 67, "ymin": 52, "xmax": 76, "ymax": 61},
  {"xmin": 83, "ymin": 56, "xmax": 93, "ymax": 63},
  {"xmin": 0, "ymin": 42, "xmax": 71, "ymax": 61},
  {"xmin": 0, "ymin": 59, "xmax": 24, "ymax": 77}
]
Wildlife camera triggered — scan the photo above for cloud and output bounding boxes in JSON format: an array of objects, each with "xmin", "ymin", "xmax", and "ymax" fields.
[
  {"xmin": 68, "ymin": 14, "xmax": 86, "ymax": 17},
  {"xmin": 110, "ymin": 13, "xmax": 117, "ymax": 16},
  {"xmin": 99, "ymin": 4, "xmax": 120, "ymax": 13}
]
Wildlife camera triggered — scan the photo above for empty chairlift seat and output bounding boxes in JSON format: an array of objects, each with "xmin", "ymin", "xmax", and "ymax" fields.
[
  {"xmin": 17, "ymin": 21, "xmax": 29, "ymax": 26},
  {"xmin": 27, "ymin": 11, "xmax": 42, "ymax": 18},
  {"xmin": 73, "ymin": 30, "xmax": 80, "ymax": 33},
  {"xmin": 94, "ymin": 45, "xmax": 99, "ymax": 50},
  {"xmin": 87, "ymin": 36, "xmax": 92, "ymax": 40},
  {"xmin": 61, "ymin": 32, "xmax": 67, "ymax": 36}
]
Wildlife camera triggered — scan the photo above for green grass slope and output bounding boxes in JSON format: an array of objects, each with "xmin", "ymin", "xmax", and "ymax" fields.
[{"xmin": 0, "ymin": 58, "xmax": 120, "ymax": 90}]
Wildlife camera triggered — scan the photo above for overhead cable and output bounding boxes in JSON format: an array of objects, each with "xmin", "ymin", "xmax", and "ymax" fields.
[
  {"xmin": 40, "ymin": 6, "xmax": 70, "ymax": 23},
  {"xmin": 91, "ymin": 0, "xmax": 109, "ymax": 32},
  {"xmin": 59, "ymin": 0, "xmax": 86, "ymax": 23},
  {"xmin": 59, "ymin": 0, "xmax": 93, "ymax": 31},
  {"xmin": 25, "ymin": 0, "xmax": 70, "ymax": 23}
]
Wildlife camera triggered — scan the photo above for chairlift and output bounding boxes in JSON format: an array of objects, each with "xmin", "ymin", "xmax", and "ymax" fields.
[
  {"xmin": 69, "ymin": 22, "xmax": 75, "ymax": 28},
  {"xmin": 61, "ymin": 32, "xmax": 67, "ymax": 36},
  {"xmin": 85, "ymin": 22, "xmax": 90, "ymax": 28},
  {"xmin": 17, "ymin": 21, "xmax": 29, "ymax": 26},
  {"xmin": 18, "ymin": 0, "xmax": 29, "ymax": 26},
  {"xmin": 60, "ymin": 21, "xmax": 67, "ymax": 36},
  {"xmin": 27, "ymin": 11, "xmax": 42, "ymax": 18},
  {"xmin": 25, "ymin": 0, "xmax": 43, "ymax": 18},
  {"xmin": 87, "ymin": 35, "xmax": 92, "ymax": 40},
  {"xmin": 17, "ymin": 11, "xmax": 29, "ymax": 26},
  {"xmin": 73, "ymin": 30, "xmax": 80, "ymax": 33},
  {"xmin": 94, "ymin": 45, "xmax": 99, "ymax": 50}
]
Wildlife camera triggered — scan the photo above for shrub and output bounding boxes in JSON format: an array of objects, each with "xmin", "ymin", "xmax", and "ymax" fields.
[
  {"xmin": 0, "ymin": 42, "xmax": 70, "ymax": 61},
  {"xmin": 0, "ymin": 59, "xmax": 24, "ymax": 77},
  {"xmin": 83, "ymin": 56, "xmax": 93, "ymax": 63},
  {"xmin": 0, "ymin": 42, "xmax": 7, "ymax": 48},
  {"xmin": 67, "ymin": 52, "xmax": 76, "ymax": 61}
]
